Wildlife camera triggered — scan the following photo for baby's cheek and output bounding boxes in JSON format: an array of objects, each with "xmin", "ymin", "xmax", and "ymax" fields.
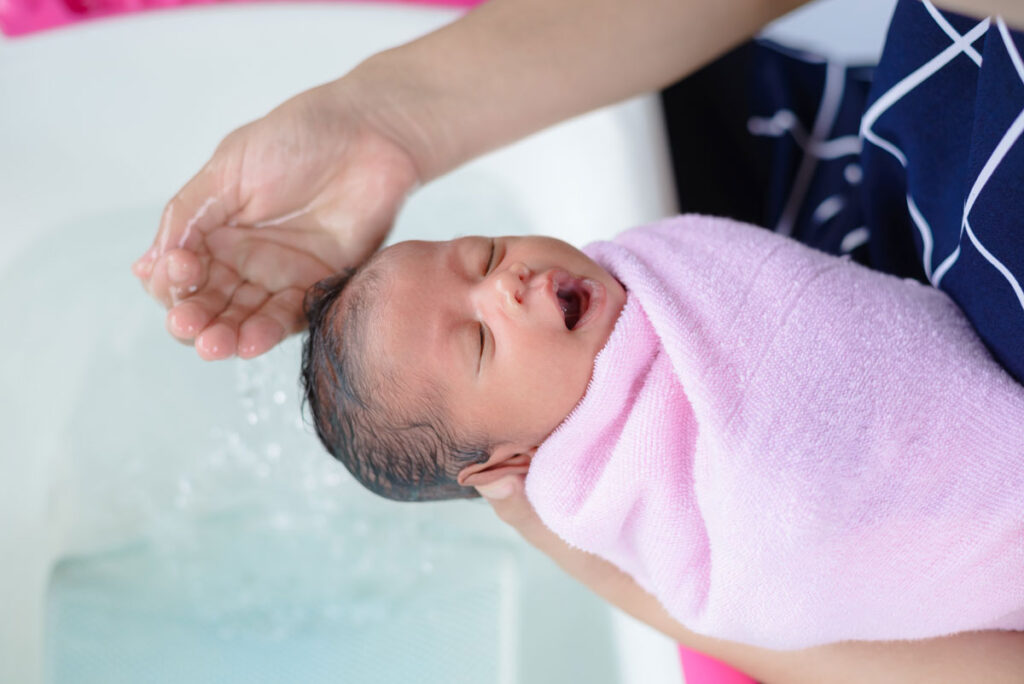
[{"xmin": 551, "ymin": 340, "xmax": 594, "ymax": 410}]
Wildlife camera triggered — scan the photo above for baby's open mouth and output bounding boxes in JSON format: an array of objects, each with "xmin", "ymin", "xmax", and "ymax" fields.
[{"xmin": 556, "ymin": 279, "xmax": 591, "ymax": 330}]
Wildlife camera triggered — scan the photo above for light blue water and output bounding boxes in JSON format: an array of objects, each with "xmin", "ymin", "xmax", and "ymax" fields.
[
  {"xmin": 39, "ymin": 301, "xmax": 518, "ymax": 683},
  {"xmin": 46, "ymin": 512, "xmax": 514, "ymax": 684},
  {"xmin": 28, "ymin": 219, "xmax": 513, "ymax": 680},
  {"xmin": 8, "ymin": 209, "xmax": 618, "ymax": 684}
]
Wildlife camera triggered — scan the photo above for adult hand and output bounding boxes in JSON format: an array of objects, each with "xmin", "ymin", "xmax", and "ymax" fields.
[
  {"xmin": 132, "ymin": 79, "xmax": 420, "ymax": 360},
  {"xmin": 475, "ymin": 475, "xmax": 540, "ymax": 533},
  {"xmin": 476, "ymin": 475, "xmax": 1024, "ymax": 684},
  {"xmin": 131, "ymin": 0, "xmax": 808, "ymax": 362},
  {"xmin": 474, "ymin": 473, "xmax": 627, "ymax": 593}
]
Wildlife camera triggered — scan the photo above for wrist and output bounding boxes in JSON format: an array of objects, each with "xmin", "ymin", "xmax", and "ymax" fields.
[{"xmin": 340, "ymin": 49, "xmax": 463, "ymax": 184}]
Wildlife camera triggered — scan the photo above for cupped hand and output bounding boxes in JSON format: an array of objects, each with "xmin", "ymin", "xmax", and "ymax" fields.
[{"xmin": 133, "ymin": 81, "xmax": 420, "ymax": 360}]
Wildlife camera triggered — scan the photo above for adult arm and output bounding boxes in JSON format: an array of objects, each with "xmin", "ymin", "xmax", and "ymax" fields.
[
  {"xmin": 361, "ymin": 0, "xmax": 809, "ymax": 183},
  {"xmin": 476, "ymin": 476, "xmax": 1024, "ymax": 684},
  {"xmin": 932, "ymin": 0, "xmax": 1024, "ymax": 28},
  {"xmin": 134, "ymin": 0, "xmax": 807, "ymax": 359}
]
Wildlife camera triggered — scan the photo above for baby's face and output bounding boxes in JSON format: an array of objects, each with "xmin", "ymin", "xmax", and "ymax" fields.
[{"xmin": 361, "ymin": 235, "xmax": 626, "ymax": 455}]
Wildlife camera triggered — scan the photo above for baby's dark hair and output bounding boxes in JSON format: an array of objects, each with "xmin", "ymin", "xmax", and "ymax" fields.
[{"xmin": 300, "ymin": 263, "xmax": 490, "ymax": 502}]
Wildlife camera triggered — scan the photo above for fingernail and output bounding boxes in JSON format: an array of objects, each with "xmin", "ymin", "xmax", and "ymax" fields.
[
  {"xmin": 133, "ymin": 247, "xmax": 155, "ymax": 267},
  {"xmin": 132, "ymin": 248, "xmax": 157, "ymax": 276},
  {"xmin": 167, "ymin": 310, "xmax": 197, "ymax": 337},
  {"xmin": 479, "ymin": 482, "xmax": 514, "ymax": 500}
]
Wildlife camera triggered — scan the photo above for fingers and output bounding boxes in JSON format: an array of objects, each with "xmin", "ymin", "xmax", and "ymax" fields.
[
  {"xmin": 157, "ymin": 163, "xmax": 234, "ymax": 256},
  {"xmin": 164, "ymin": 259, "xmax": 241, "ymax": 342},
  {"xmin": 133, "ymin": 158, "xmax": 234, "ymax": 292},
  {"xmin": 194, "ymin": 282, "xmax": 269, "ymax": 361},
  {"xmin": 476, "ymin": 478, "xmax": 520, "ymax": 501},
  {"xmin": 144, "ymin": 249, "xmax": 209, "ymax": 308},
  {"xmin": 476, "ymin": 475, "xmax": 539, "ymax": 530},
  {"xmin": 131, "ymin": 245, "xmax": 159, "ymax": 279},
  {"xmin": 237, "ymin": 288, "xmax": 306, "ymax": 359},
  {"xmin": 166, "ymin": 300, "xmax": 215, "ymax": 341},
  {"xmin": 165, "ymin": 279, "xmax": 306, "ymax": 361},
  {"xmin": 205, "ymin": 226, "xmax": 335, "ymax": 291}
]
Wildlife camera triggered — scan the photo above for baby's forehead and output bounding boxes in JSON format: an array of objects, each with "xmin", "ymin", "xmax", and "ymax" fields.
[
  {"xmin": 328, "ymin": 243, "xmax": 436, "ymax": 387},
  {"xmin": 329, "ymin": 241, "xmax": 418, "ymax": 320},
  {"xmin": 374, "ymin": 239, "xmax": 442, "ymax": 271},
  {"xmin": 352, "ymin": 239, "xmax": 452, "ymax": 312},
  {"xmin": 324, "ymin": 261, "xmax": 386, "ymax": 367}
]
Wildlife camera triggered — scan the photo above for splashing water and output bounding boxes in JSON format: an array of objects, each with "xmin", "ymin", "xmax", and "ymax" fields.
[
  {"xmin": 0, "ymin": 209, "xmax": 517, "ymax": 683},
  {"xmin": 1, "ymin": 208, "xmax": 620, "ymax": 684},
  {"xmin": 46, "ymin": 347, "xmax": 519, "ymax": 683}
]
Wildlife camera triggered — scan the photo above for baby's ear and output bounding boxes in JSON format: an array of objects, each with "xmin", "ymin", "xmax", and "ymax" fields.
[{"xmin": 457, "ymin": 449, "xmax": 533, "ymax": 488}]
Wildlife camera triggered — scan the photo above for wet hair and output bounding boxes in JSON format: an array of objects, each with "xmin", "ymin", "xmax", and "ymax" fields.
[{"xmin": 300, "ymin": 263, "xmax": 490, "ymax": 502}]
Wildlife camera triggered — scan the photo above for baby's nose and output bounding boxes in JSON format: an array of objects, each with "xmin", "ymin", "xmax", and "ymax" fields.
[{"xmin": 488, "ymin": 263, "xmax": 531, "ymax": 313}]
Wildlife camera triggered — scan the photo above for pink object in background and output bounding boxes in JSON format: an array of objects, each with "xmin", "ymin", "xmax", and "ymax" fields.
[
  {"xmin": 0, "ymin": 0, "xmax": 481, "ymax": 37},
  {"xmin": 678, "ymin": 645, "xmax": 757, "ymax": 684}
]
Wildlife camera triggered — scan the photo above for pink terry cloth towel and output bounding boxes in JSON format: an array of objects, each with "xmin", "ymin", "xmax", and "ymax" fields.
[{"xmin": 525, "ymin": 214, "xmax": 1024, "ymax": 650}]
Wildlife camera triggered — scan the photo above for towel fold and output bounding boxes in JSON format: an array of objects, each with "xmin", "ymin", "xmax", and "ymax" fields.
[{"xmin": 525, "ymin": 215, "xmax": 1024, "ymax": 649}]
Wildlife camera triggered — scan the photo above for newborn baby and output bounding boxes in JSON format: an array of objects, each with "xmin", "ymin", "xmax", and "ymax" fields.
[
  {"xmin": 301, "ymin": 214, "xmax": 1024, "ymax": 649},
  {"xmin": 301, "ymin": 230, "xmax": 627, "ymax": 501}
]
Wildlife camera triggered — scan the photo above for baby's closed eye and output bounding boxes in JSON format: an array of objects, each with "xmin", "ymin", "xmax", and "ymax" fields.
[{"xmin": 483, "ymin": 238, "xmax": 496, "ymax": 275}]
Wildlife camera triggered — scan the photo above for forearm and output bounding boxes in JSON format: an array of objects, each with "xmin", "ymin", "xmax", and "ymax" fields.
[
  {"xmin": 512, "ymin": 509, "xmax": 772, "ymax": 677},
  {"xmin": 780, "ymin": 631, "xmax": 1024, "ymax": 684},
  {"xmin": 591, "ymin": 562, "xmax": 1024, "ymax": 684},
  {"xmin": 349, "ymin": 0, "xmax": 807, "ymax": 182},
  {"xmin": 932, "ymin": 0, "xmax": 1024, "ymax": 28},
  {"xmin": 522, "ymin": 517, "xmax": 1024, "ymax": 684}
]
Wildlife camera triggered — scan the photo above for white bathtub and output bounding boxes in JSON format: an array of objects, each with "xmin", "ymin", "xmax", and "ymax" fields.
[
  {"xmin": 0, "ymin": 1, "xmax": 894, "ymax": 681},
  {"xmin": 0, "ymin": 4, "xmax": 683, "ymax": 683}
]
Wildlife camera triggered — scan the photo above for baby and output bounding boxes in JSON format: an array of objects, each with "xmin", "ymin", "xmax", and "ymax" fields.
[
  {"xmin": 301, "ymin": 214, "xmax": 1024, "ymax": 650},
  {"xmin": 300, "ymin": 231, "xmax": 628, "ymax": 502}
]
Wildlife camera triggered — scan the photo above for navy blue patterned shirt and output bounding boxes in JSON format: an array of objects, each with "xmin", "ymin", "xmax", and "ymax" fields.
[
  {"xmin": 862, "ymin": 0, "xmax": 1024, "ymax": 382},
  {"xmin": 662, "ymin": 0, "xmax": 1024, "ymax": 382}
]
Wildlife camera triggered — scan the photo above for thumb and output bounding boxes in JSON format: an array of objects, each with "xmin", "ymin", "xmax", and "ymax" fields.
[
  {"xmin": 476, "ymin": 474, "xmax": 540, "ymax": 530},
  {"xmin": 135, "ymin": 158, "xmax": 234, "ymax": 275},
  {"xmin": 476, "ymin": 478, "xmax": 519, "ymax": 501}
]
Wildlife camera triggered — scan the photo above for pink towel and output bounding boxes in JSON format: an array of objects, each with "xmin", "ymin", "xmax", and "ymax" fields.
[{"xmin": 525, "ymin": 215, "xmax": 1024, "ymax": 649}]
